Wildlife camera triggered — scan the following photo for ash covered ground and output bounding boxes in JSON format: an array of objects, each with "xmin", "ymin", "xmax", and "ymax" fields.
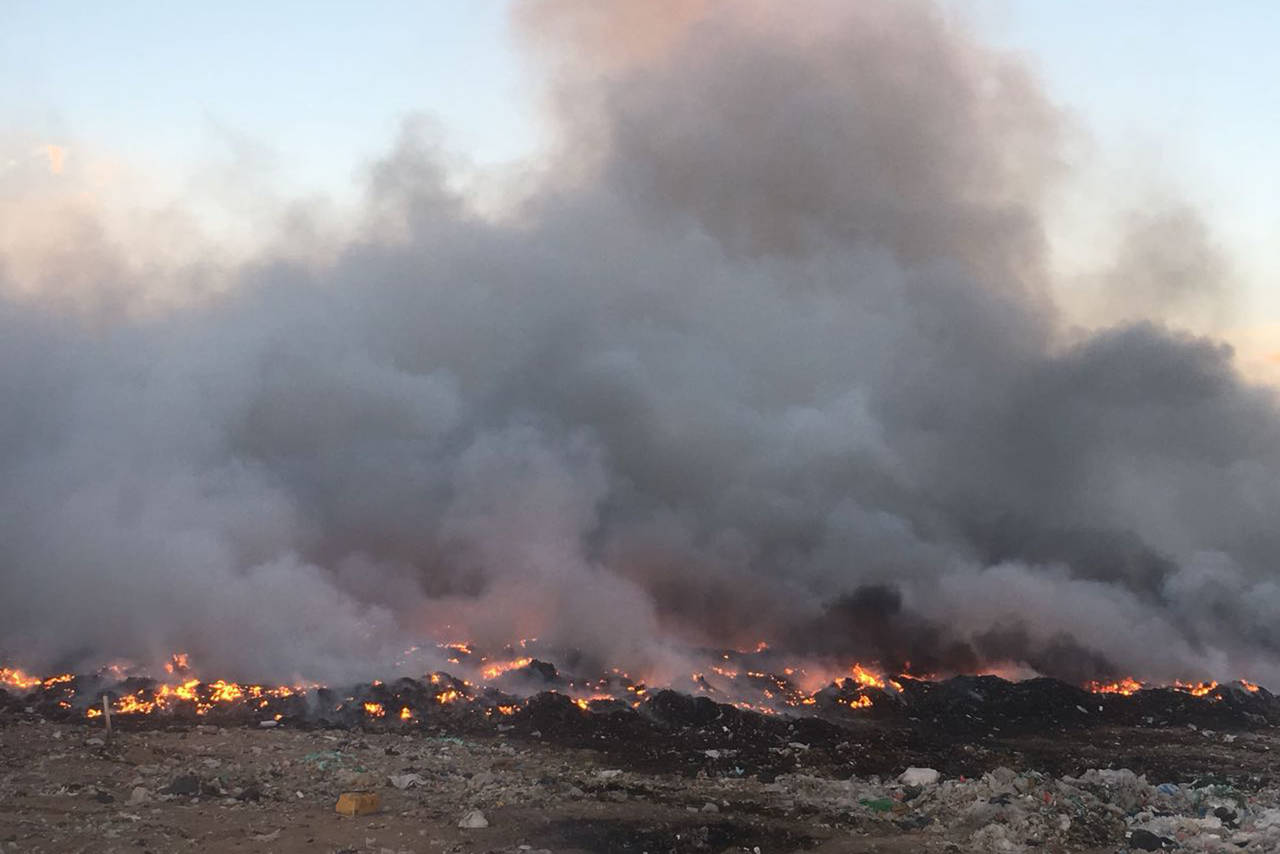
[{"xmin": 5, "ymin": 668, "xmax": 1280, "ymax": 853}]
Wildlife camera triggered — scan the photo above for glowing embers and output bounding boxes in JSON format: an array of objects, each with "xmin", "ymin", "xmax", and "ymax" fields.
[
  {"xmin": 118, "ymin": 693, "xmax": 158, "ymax": 714},
  {"xmin": 849, "ymin": 664, "xmax": 883, "ymax": 689},
  {"xmin": 1086, "ymin": 678, "xmax": 1145, "ymax": 696},
  {"xmin": 94, "ymin": 677, "xmax": 275, "ymax": 717},
  {"xmin": 438, "ymin": 642, "xmax": 473, "ymax": 664},
  {"xmin": 51, "ymin": 654, "xmax": 314, "ymax": 719},
  {"xmin": 9, "ymin": 668, "xmax": 77, "ymax": 701},
  {"xmin": 1174, "ymin": 680, "xmax": 1219, "ymax": 698},
  {"xmin": 827, "ymin": 664, "xmax": 898, "ymax": 713},
  {"xmin": 572, "ymin": 695, "xmax": 614, "ymax": 711},
  {"xmin": 480, "ymin": 658, "xmax": 534, "ymax": 681},
  {"xmin": 423, "ymin": 670, "xmax": 475, "ymax": 706},
  {"xmin": 208, "ymin": 680, "xmax": 243, "ymax": 702},
  {"xmin": 845, "ymin": 663, "xmax": 903, "ymax": 693},
  {"xmin": 0, "ymin": 668, "xmax": 44, "ymax": 691},
  {"xmin": 5, "ymin": 643, "xmax": 1274, "ymax": 732},
  {"xmin": 1085, "ymin": 677, "xmax": 1263, "ymax": 700},
  {"xmin": 438, "ymin": 639, "xmax": 543, "ymax": 683},
  {"xmin": 167, "ymin": 679, "xmax": 201, "ymax": 703}
]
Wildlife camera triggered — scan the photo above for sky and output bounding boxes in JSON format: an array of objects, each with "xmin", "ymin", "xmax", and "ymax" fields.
[
  {"xmin": 1, "ymin": 1, "xmax": 533, "ymax": 182},
  {"xmin": 1, "ymin": 1, "xmax": 1277, "ymax": 363},
  {"xmin": 975, "ymin": 0, "xmax": 1280, "ymax": 369}
]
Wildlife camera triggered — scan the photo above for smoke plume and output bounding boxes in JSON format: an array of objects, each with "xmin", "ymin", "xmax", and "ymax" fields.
[{"xmin": 3, "ymin": 0, "xmax": 1278, "ymax": 686}]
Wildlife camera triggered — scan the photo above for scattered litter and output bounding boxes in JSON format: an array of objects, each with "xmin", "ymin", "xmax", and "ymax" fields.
[
  {"xmin": 387, "ymin": 773, "xmax": 426, "ymax": 790},
  {"xmin": 898, "ymin": 767, "xmax": 940, "ymax": 786},
  {"xmin": 458, "ymin": 809, "xmax": 489, "ymax": 829}
]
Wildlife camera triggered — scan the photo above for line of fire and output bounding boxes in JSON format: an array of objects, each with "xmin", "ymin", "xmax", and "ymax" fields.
[{"xmin": 2, "ymin": 643, "xmax": 1271, "ymax": 733}]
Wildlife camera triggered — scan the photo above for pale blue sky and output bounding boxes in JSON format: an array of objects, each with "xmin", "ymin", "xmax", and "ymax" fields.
[
  {"xmin": 977, "ymin": 0, "xmax": 1279, "ymax": 263},
  {"xmin": 6, "ymin": 2, "xmax": 1276, "ymax": 197},
  {"xmin": 1, "ymin": 1, "xmax": 533, "ymax": 188},
  {"xmin": 3, "ymin": 1, "xmax": 1277, "ymax": 346}
]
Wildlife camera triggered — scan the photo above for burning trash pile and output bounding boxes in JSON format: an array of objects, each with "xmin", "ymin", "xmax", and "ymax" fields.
[
  {"xmin": 3, "ymin": 643, "xmax": 1277, "ymax": 740},
  {"xmin": 7, "ymin": 646, "xmax": 1280, "ymax": 852}
]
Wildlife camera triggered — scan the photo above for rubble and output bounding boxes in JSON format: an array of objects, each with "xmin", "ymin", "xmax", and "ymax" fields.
[{"xmin": 163, "ymin": 774, "xmax": 200, "ymax": 796}]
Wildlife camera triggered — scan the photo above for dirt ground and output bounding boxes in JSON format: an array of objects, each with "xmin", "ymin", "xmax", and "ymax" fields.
[
  {"xmin": 3, "ymin": 714, "xmax": 1279, "ymax": 854},
  {"xmin": 0, "ymin": 720, "xmax": 893, "ymax": 854}
]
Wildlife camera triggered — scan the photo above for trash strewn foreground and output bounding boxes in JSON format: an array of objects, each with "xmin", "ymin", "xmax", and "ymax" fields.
[{"xmin": 3, "ymin": 700, "xmax": 1280, "ymax": 853}]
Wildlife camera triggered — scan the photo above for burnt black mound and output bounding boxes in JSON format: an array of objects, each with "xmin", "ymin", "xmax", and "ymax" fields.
[{"xmin": 4, "ymin": 670, "xmax": 1277, "ymax": 781}]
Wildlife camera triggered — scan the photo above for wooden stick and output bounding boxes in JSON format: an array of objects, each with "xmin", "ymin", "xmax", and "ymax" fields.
[{"xmin": 102, "ymin": 695, "xmax": 112, "ymax": 738}]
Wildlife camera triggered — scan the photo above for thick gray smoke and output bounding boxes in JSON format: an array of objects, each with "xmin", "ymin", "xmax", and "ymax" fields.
[{"xmin": 3, "ymin": 0, "xmax": 1279, "ymax": 685}]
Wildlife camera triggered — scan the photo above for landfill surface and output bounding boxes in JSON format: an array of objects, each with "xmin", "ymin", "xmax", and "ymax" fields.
[{"xmin": 4, "ymin": 697, "xmax": 1280, "ymax": 853}]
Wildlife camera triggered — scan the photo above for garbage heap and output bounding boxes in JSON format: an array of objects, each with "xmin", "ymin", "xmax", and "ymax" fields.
[{"xmin": 773, "ymin": 765, "xmax": 1280, "ymax": 852}]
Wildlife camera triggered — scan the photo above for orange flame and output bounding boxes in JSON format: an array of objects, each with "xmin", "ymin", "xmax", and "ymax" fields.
[
  {"xmin": 573, "ymin": 694, "xmax": 613, "ymax": 711},
  {"xmin": 1086, "ymin": 677, "xmax": 1144, "ymax": 696},
  {"xmin": 0, "ymin": 668, "xmax": 43, "ymax": 691},
  {"xmin": 849, "ymin": 663, "xmax": 885, "ymax": 689},
  {"xmin": 208, "ymin": 680, "xmax": 243, "ymax": 702},
  {"xmin": 481, "ymin": 658, "xmax": 533, "ymax": 680},
  {"xmin": 116, "ymin": 693, "xmax": 156, "ymax": 714},
  {"xmin": 1, "ymin": 650, "xmax": 1265, "ymax": 725}
]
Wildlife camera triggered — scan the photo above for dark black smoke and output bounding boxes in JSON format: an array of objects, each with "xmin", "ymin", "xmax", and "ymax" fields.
[{"xmin": 2, "ymin": 0, "xmax": 1278, "ymax": 686}]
